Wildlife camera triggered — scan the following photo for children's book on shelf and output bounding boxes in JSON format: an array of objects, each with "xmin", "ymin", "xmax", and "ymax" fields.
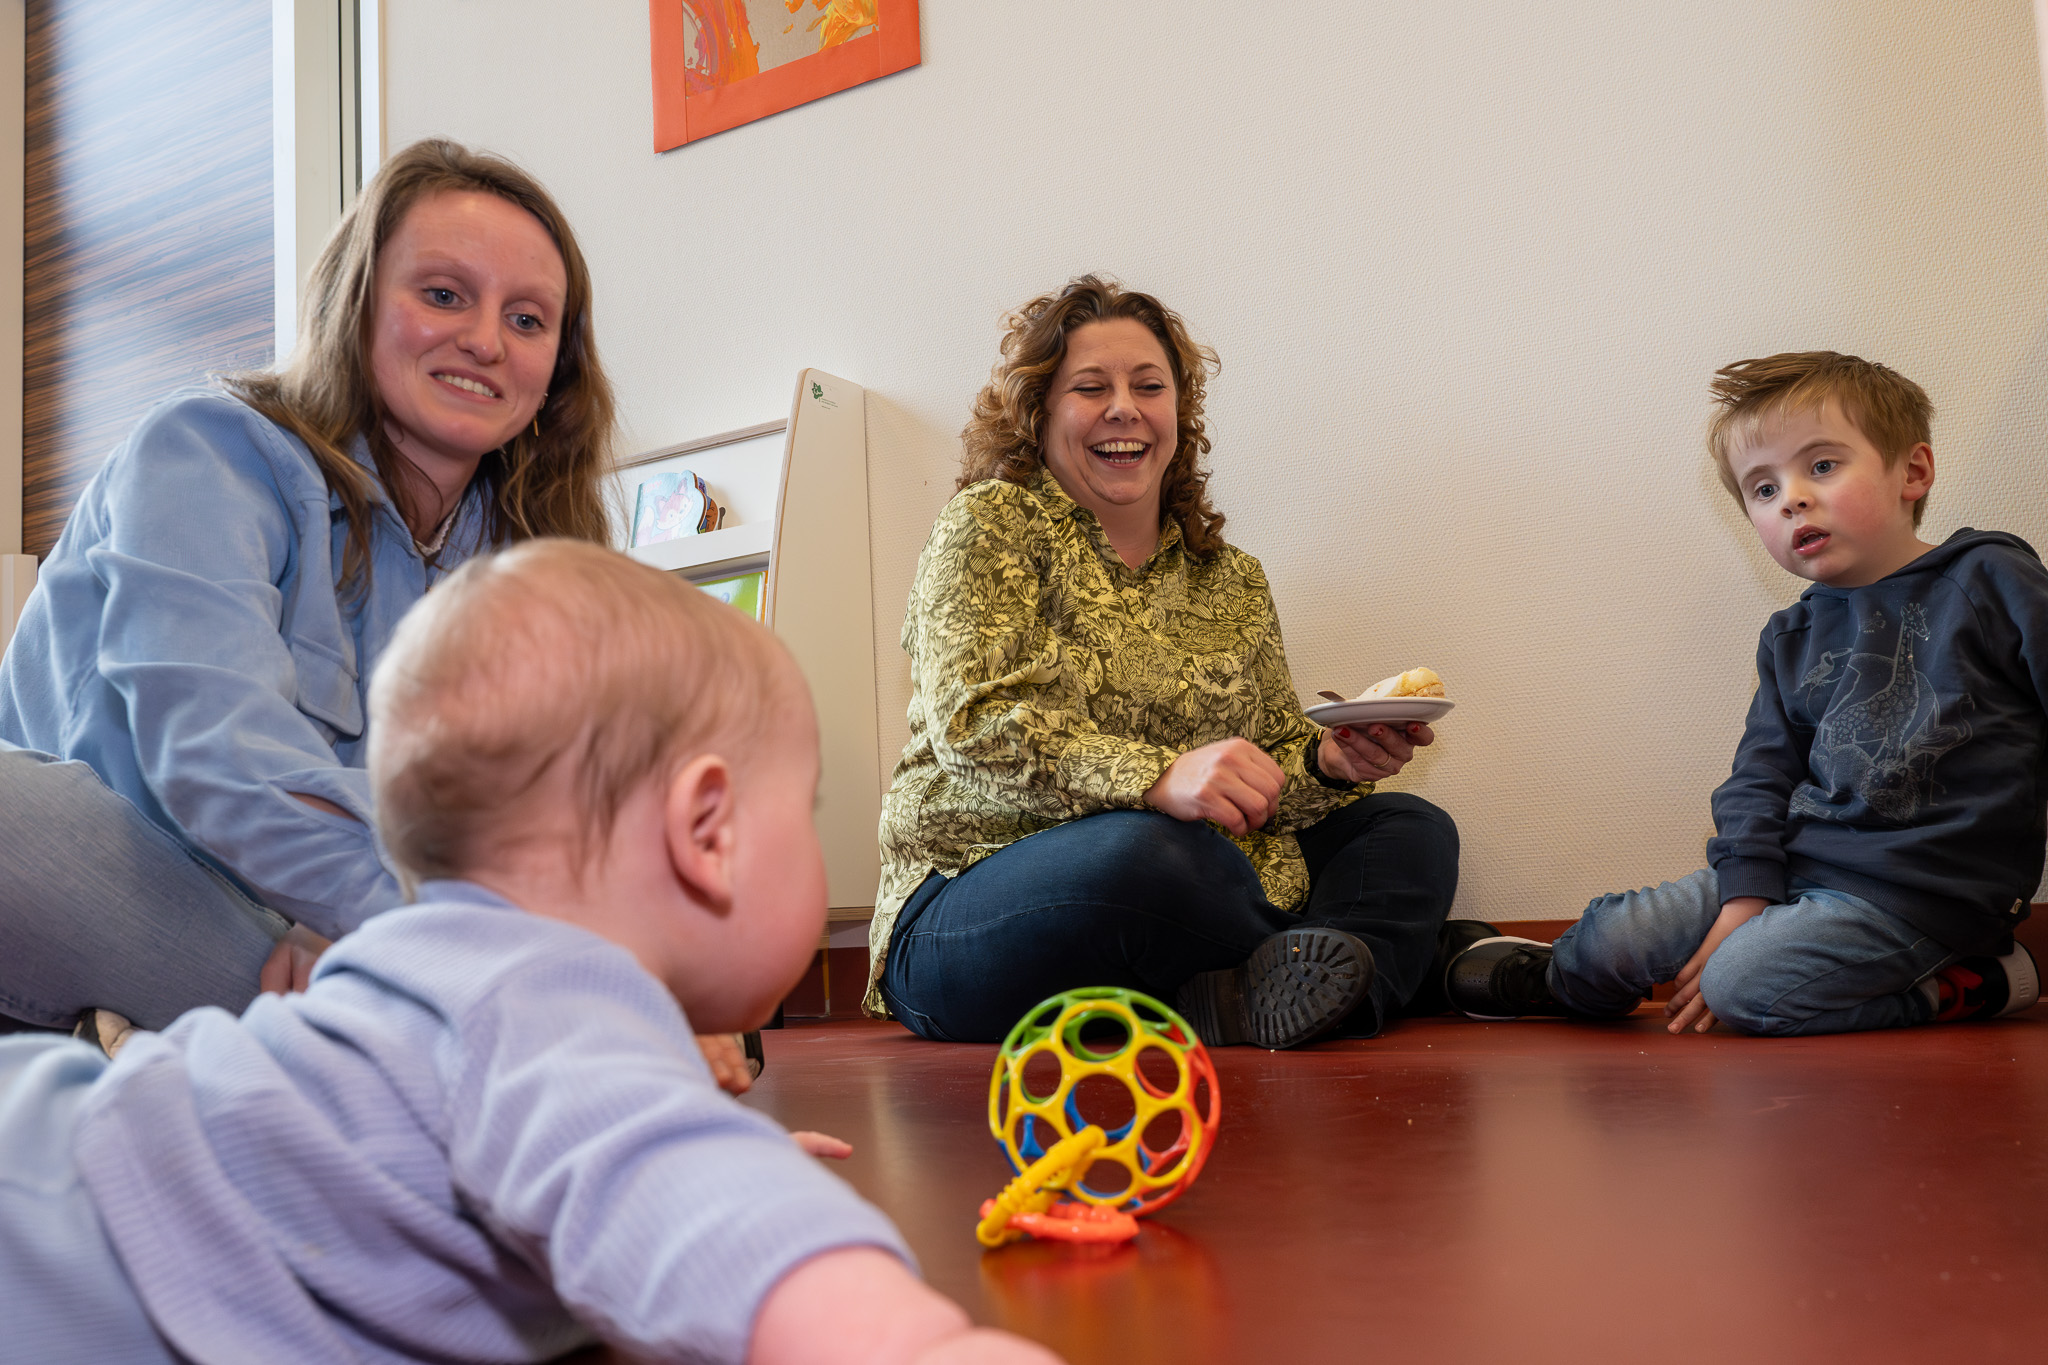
[
  {"xmin": 698, "ymin": 570, "xmax": 765, "ymax": 621},
  {"xmin": 630, "ymin": 469, "xmax": 718, "ymax": 547}
]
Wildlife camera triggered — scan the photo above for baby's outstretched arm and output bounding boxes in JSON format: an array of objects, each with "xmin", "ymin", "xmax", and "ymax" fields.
[
  {"xmin": 750, "ymin": 1248, "xmax": 1062, "ymax": 1365},
  {"xmin": 1664, "ymin": 897, "xmax": 1767, "ymax": 1033}
]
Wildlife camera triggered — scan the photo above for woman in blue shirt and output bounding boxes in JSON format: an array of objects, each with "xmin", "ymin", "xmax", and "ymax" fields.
[{"xmin": 0, "ymin": 139, "xmax": 617, "ymax": 1033}]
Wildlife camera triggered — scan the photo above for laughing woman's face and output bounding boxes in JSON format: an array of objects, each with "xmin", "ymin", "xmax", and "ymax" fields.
[{"xmin": 1039, "ymin": 318, "xmax": 1179, "ymax": 529}]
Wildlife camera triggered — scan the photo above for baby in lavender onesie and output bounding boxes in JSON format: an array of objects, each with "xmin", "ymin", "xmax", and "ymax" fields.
[{"xmin": 0, "ymin": 539, "xmax": 1059, "ymax": 1365}]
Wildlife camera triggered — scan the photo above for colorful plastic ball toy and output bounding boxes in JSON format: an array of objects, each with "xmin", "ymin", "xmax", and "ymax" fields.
[{"xmin": 977, "ymin": 987, "xmax": 1221, "ymax": 1246}]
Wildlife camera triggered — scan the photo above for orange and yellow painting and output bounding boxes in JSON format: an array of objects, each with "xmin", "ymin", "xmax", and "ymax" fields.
[{"xmin": 650, "ymin": 0, "xmax": 920, "ymax": 151}]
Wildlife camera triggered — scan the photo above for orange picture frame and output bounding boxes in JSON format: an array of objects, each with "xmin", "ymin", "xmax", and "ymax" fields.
[{"xmin": 649, "ymin": 1, "xmax": 921, "ymax": 151}]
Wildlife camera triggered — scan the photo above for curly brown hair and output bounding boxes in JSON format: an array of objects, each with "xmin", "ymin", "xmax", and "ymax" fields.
[
  {"xmin": 224, "ymin": 139, "xmax": 616, "ymax": 592},
  {"xmin": 958, "ymin": 275, "xmax": 1226, "ymax": 558}
]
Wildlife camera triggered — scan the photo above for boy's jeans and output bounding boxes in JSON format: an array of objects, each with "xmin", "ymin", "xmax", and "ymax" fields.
[{"xmin": 1548, "ymin": 868, "xmax": 1953, "ymax": 1036}]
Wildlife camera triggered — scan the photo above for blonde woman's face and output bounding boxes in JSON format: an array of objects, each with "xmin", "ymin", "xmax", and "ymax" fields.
[
  {"xmin": 369, "ymin": 190, "xmax": 567, "ymax": 477},
  {"xmin": 1039, "ymin": 318, "xmax": 1178, "ymax": 525}
]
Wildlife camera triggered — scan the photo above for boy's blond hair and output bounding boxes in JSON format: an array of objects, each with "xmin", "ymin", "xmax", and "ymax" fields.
[
  {"xmin": 367, "ymin": 539, "xmax": 794, "ymax": 887},
  {"xmin": 1707, "ymin": 352, "xmax": 1933, "ymax": 526}
]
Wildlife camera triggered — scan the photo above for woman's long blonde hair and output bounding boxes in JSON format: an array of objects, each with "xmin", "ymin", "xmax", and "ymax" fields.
[
  {"xmin": 958, "ymin": 275, "xmax": 1225, "ymax": 558},
  {"xmin": 224, "ymin": 138, "xmax": 615, "ymax": 591}
]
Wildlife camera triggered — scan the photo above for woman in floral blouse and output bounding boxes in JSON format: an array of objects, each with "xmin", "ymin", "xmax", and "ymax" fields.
[{"xmin": 869, "ymin": 276, "xmax": 1465, "ymax": 1047}]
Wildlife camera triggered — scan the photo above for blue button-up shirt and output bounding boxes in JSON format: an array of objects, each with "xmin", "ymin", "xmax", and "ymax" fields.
[{"xmin": 0, "ymin": 388, "xmax": 486, "ymax": 937}]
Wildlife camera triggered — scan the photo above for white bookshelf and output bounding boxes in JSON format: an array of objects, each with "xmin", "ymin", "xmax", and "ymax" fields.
[
  {"xmin": 628, "ymin": 520, "xmax": 773, "ymax": 578},
  {"xmin": 615, "ymin": 370, "xmax": 881, "ymax": 927}
]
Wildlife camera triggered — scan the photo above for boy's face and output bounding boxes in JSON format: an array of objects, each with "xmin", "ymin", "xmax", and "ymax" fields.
[{"xmin": 1727, "ymin": 401, "xmax": 1933, "ymax": 589}]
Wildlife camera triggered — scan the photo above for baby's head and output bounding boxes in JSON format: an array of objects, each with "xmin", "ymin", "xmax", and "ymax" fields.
[
  {"xmin": 1707, "ymin": 352, "xmax": 1936, "ymax": 587},
  {"xmin": 367, "ymin": 539, "xmax": 823, "ymax": 1031}
]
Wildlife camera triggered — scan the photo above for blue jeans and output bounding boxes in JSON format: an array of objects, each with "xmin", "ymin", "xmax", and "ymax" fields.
[
  {"xmin": 880, "ymin": 794, "xmax": 1459, "ymax": 1043},
  {"xmin": 0, "ymin": 742, "xmax": 289, "ymax": 1030},
  {"xmin": 1549, "ymin": 868, "xmax": 1954, "ymax": 1035},
  {"xmin": 0, "ymin": 1037, "xmax": 179, "ymax": 1362}
]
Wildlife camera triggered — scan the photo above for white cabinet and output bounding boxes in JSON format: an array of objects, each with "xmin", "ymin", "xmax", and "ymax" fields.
[{"xmin": 615, "ymin": 370, "xmax": 881, "ymax": 924}]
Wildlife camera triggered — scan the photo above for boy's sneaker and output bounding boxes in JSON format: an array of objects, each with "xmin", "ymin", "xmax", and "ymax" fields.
[
  {"xmin": 1176, "ymin": 927, "xmax": 1375, "ymax": 1049},
  {"xmin": 1407, "ymin": 918, "xmax": 1502, "ymax": 1016},
  {"xmin": 1444, "ymin": 937, "xmax": 1573, "ymax": 1020},
  {"xmin": 1925, "ymin": 944, "xmax": 2041, "ymax": 1022}
]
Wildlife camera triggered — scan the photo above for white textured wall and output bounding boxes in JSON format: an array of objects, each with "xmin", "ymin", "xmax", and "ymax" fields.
[{"xmin": 385, "ymin": 1, "xmax": 2048, "ymax": 919}]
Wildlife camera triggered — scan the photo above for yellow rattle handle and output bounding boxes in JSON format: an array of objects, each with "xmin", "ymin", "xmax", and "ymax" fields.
[{"xmin": 974, "ymin": 1126, "xmax": 1106, "ymax": 1248}]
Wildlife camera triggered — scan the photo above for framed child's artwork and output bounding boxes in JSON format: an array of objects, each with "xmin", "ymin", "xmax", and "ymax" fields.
[{"xmin": 648, "ymin": 1, "xmax": 921, "ymax": 151}]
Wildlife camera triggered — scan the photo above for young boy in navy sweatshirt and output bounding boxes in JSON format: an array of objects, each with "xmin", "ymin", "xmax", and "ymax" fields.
[
  {"xmin": 1448, "ymin": 352, "xmax": 2043, "ymax": 1035},
  {"xmin": 0, "ymin": 540, "xmax": 1060, "ymax": 1365}
]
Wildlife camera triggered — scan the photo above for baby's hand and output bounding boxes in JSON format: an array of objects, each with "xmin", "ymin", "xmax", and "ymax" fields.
[{"xmin": 791, "ymin": 1131, "xmax": 853, "ymax": 1159}]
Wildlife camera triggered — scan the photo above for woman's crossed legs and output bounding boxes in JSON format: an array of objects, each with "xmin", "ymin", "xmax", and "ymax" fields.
[{"xmin": 880, "ymin": 794, "xmax": 1458, "ymax": 1043}]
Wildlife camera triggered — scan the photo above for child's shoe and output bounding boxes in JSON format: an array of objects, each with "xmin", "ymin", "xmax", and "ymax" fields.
[
  {"xmin": 1923, "ymin": 944, "xmax": 2041, "ymax": 1022},
  {"xmin": 1444, "ymin": 937, "xmax": 1574, "ymax": 1020},
  {"xmin": 1176, "ymin": 927, "xmax": 1374, "ymax": 1049},
  {"xmin": 1406, "ymin": 918, "xmax": 1503, "ymax": 1015}
]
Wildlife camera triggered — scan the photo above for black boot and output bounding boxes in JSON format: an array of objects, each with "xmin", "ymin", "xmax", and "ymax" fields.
[{"xmin": 1177, "ymin": 927, "xmax": 1375, "ymax": 1048}]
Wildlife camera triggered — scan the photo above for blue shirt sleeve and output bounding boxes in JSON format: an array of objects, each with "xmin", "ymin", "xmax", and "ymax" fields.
[
  {"xmin": 1707, "ymin": 626, "xmax": 1807, "ymax": 906},
  {"xmin": 86, "ymin": 396, "xmax": 401, "ymax": 936},
  {"xmin": 439, "ymin": 942, "xmax": 913, "ymax": 1361}
]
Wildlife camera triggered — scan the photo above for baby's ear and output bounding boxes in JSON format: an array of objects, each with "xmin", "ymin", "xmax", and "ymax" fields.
[{"xmin": 663, "ymin": 754, "xmax": 737, "ymax": 914}]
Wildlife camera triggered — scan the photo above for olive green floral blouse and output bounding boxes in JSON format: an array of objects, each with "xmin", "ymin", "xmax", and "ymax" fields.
[{"xmin": 866, "ymin": 469, "xmax": 1367, "ymax": 1015}]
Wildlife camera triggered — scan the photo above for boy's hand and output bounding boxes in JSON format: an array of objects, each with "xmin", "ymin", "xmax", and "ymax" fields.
[
  {"xmin": 1319, "ymin": 722, "xmax": 1435, "ymax": 784},
  {"xmin": 1665, "ymin": 897, "xmax": 1768, "ymax": 1034}
]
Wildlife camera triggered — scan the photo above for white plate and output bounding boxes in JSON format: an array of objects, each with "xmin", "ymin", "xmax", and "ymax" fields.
[{"xmin": 1305, "ymin": 697, "xmax": 1456, "ymax": 728}]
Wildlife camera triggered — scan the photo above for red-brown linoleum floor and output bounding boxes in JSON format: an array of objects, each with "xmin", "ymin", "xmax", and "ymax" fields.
[{"xmin": 740, "ymin": 1008, "xmax": 2048, "ymax": 1365}]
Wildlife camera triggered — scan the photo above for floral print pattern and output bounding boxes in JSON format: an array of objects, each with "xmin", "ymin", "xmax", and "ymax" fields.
[{"xmin": 867, "ymin": 469, "xmax": 1365, "ymax": 1015}]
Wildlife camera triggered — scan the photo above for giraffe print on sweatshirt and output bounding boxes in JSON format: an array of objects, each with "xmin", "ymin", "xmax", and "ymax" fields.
[{"xmin": 1791, "ymin": 603, "xmax": 1970, "ymax": 825}]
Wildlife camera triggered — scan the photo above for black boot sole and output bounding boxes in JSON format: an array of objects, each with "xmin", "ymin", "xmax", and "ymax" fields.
[{"xmin": 1177, "ymin": 927, "xmax": 1375, "ymax": 1049}]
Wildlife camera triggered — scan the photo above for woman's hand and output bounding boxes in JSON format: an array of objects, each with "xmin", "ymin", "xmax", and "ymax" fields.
[
  {"xmin": 1144, "ymin": 738, "xmax": 1285, "ymax": 835},
  {"xmin": 1318, "ymin": 722, "xmax": 1434, "ymax": 784},
  {"xmin": 258, "ymin": 923, "xmax": 332, "ymax": 995}
]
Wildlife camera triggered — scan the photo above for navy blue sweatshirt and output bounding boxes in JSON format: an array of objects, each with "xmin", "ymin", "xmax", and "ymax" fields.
[{"xmin": 1708, "ymin": 530, "xmax": 2048, "ymax": 955}]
